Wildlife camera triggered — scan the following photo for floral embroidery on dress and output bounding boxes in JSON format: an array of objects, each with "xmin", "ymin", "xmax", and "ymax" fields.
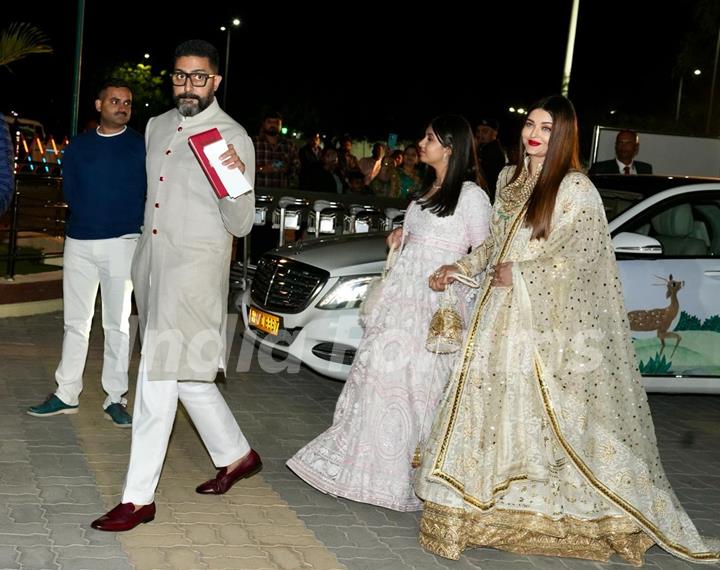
[{"xmin": 287, "ymin": 183, "xmax": 491, "ymax": 512}]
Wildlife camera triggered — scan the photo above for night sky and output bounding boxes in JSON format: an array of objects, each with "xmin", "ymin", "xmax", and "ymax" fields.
[{"xmin": 2, "ymin": 0, "xmax": 714, "ymax": 157}]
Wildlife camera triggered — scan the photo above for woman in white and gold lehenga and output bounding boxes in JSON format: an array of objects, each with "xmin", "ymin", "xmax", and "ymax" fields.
[{"xmin": 419, "ymin": 95, "xmax": 719, "ymax": 566}]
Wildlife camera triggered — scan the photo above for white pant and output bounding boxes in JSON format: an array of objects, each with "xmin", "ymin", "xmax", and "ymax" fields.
[
  {"xmin": 122, "ymin": 356, "xmax": 250, "ymax": 505},
  {"xmin": 55, "ymin": 236, "xmax": 137, "ymax": 409}
]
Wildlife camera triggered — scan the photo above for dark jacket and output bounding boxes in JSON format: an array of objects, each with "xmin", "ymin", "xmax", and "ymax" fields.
[{"xmin": 588, "ymin": 159, "xmax": 653, "ymax": 175}]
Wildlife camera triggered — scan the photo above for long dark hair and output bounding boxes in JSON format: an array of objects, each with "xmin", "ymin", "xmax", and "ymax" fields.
[
  {"xmin": 508, "ymin": 95, "xmax": 581, "ymax": 240},
  {"xmin": 415, "ymin": 114, "xmax": 485, "ymax": 217}
]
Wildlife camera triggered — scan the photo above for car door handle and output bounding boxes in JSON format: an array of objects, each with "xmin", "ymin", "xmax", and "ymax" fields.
[
  {"xmin": 704, "ymin": 269, "xmax": 720, "ymax": 277},
  {"xmin": 615, "ymin": 246, "xmax": 662, "ymax": 255}
]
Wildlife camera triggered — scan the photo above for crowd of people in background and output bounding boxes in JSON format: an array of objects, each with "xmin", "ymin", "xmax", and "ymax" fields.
[
  {"xmin": 244, "ymin": 109, "xmax": 523, "ymax": 198},
  {"xmin": 6, "ymin": 107, "xmax": 655, "ymax": 206},
  {"xmin": 249, "ymin": 112, "xmax": 662, "ymax": 200}
]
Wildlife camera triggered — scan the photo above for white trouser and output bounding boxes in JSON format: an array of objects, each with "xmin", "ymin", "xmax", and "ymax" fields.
[
  {"xmin": 121, "ymin": 356, "xmax": 251, "ymax": 505},
  {"xmin": 55, "ymin": 236, "xmax": 137, "ymax": 409}
]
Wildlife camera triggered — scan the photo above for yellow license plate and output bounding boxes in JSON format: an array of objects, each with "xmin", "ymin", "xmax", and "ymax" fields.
[{"xmin": 248, "ymin": 306, "xmax": 281, "ymax": 336}]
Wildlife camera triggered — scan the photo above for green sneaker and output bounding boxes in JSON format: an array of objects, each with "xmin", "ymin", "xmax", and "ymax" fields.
[
  {"xmin": 27, "ymin": 395, "xmax": 78, "ymax": 417},
  {"xmin": 104, "ymin": 403, "xmax": 132, "ymax": 428}
]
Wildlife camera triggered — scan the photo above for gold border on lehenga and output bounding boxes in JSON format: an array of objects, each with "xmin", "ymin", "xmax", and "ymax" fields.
[
  {"xmin": 429, "ymin": 205, "xmax": 530, "ymax": 505},
  {"xmin": 420, "ymin": 501, "xmax": 655, "ymax": 565},
  {"xmin": 532, "ymin": 355, "xmax": 719, "ymax": 562}
]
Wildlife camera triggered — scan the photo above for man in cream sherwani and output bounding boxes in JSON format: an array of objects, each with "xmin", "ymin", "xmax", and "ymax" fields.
[{"xmin": 92, "ymin": 39, "xmax": 262, "ymax": 532}]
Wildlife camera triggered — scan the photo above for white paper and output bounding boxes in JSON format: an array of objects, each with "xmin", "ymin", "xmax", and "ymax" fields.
[{"xmin": 203, "ymin": 139, "xmax": 253, "ymax": 198}]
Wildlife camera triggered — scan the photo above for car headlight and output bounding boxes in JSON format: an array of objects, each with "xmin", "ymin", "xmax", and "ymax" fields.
[{"xmin": 316, "ymin": 275, "xmax": 378, "ymax": 310}]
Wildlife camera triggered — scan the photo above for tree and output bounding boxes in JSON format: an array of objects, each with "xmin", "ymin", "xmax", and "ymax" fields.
[
  {"xmin": 0, "ymin": 22, "xmax": 52, "ymax": 68},
  {"xmin": 104, "ymin": 62, "xmax": 170, "ymax": 131}
]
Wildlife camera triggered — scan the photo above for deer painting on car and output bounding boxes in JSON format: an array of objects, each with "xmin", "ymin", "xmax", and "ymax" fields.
[{"xmin": 627, "ymin": 274, "xmax": 684, "ymax": 358}]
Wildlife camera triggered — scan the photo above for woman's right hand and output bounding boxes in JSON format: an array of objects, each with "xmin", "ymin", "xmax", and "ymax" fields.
[
  {"xmin": 428, "ymin": 264, "xmax": 459, "ymax": 291},
  {"xmin": 386, "ymin": 227, "xmax": 402, "ymax": 248}
]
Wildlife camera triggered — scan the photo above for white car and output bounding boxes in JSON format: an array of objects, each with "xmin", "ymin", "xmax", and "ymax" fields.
[{"xmin": 239, "ymin": 175, "xmax": 720, "ymax": 393}]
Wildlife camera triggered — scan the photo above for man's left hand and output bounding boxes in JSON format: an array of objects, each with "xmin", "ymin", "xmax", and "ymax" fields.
[{"xmin": 220, "ymin": 144, "xmax": 246, "ymax": 173}]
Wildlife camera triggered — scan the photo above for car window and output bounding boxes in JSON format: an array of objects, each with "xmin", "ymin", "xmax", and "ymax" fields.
[
  {"xmin": 598, "ymin": 189, "xmax": 644, "ymax": 221},
  {"xmin": 615, "ymin": 192, "xmax": 720, "ymax": 257}
]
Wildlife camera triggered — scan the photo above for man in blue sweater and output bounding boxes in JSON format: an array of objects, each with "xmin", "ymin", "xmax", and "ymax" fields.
[{"xmin": 28, "ymin": 79, "xmax": 146, "ymax": 426}]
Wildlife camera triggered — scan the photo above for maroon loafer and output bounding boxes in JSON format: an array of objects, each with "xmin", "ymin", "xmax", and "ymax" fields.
[
  {"xmin": 90, "ymin": 502, "xmax": 156, "ymax": 531},
  {"xmin": 196, "ymin": 449, "xmax": 262, "ymax": 494}
]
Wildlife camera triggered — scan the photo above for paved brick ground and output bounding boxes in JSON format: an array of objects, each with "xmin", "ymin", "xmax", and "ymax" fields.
[{"xmin": 0, "ymin": 310, "xmax": 717, "ymax": 569}]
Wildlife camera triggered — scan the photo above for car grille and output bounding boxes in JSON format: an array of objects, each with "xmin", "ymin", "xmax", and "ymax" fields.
[{"xmin": 250, "ymin": 255, "xmax": 329, "ymax": 314}]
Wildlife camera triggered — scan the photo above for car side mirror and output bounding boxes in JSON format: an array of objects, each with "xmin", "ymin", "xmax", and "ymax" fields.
[{"xmin": 612, "ymin": 232, "xmax": 663, "ymax": 255}]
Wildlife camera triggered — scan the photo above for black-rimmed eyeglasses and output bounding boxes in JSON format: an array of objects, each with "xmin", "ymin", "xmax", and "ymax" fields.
[{"xmin": 170, "ymin": 72, "xmax": 217, "ymax": 87}]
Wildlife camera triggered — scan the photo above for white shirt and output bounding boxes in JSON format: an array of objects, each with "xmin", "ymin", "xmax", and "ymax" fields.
[{"xmin": 615, "ymin": 159, "xmax": 636, "ymax": 174}]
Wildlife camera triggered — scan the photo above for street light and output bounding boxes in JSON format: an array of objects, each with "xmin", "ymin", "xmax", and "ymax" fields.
[
  {"xmin": 220, "ymin": 18, "xmax": 241, "ymax": 106},
  {"xmin": 675, "ymin": 68, "xmax": 702, "ymax": 123}
]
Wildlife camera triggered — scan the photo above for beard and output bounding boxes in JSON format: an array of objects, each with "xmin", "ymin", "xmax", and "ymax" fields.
[
  {"xmin": 174, "ymin": 92, "xmax": 213, "ymax": 117},
  {"xmin": 265, "ymin": 127, "xmax": 279, "ymax": 136}
]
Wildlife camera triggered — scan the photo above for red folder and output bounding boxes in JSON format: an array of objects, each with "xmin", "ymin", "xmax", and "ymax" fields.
[{"xmin": 188, "ymin": 128, "xmax": 252, "ymax": 199}]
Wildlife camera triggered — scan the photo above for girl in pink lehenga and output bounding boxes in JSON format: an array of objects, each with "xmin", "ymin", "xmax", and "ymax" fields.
[{"xmin": 287, "ymin": 115, "xmax": 492, "ymax": 511}]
